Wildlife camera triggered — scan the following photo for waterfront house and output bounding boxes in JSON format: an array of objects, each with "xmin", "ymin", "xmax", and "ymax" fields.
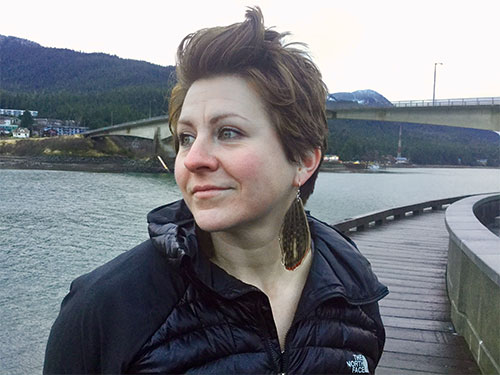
[{"xmin": 12, "ymin": 127, "xmax": 30, "ymax": 138}]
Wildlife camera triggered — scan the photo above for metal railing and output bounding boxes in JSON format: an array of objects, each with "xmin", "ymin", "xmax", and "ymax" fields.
[{"xmin": 392, "ymin": 97, "xmax": 500, "ymax": 107}]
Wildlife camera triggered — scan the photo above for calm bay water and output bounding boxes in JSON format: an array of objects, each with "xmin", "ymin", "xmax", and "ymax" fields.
[{"xmin": 1, "ymin": 167, "xmax": 499, "ymax": 374}]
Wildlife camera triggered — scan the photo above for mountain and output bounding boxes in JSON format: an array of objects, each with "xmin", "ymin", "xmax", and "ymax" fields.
[
  {"xmin": 0, "ymin": 35, "xmax": 174, "ymax": 92},
  {"xmin": 0, "ymin": 35, "xmax": 175, "ymax": 128},
  {"xmin": 327, "ymin": 89, "xmax": 392, "ymax": 109}
]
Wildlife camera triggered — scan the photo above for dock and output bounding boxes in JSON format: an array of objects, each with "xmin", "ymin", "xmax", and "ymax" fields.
[{"xmin": 347, "ymin": 209, "xmax": 481, "ymax": 374}]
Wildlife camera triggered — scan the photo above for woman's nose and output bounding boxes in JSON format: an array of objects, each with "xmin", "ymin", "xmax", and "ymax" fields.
[{"xmin": 183, "ymin": 137, "xmax": 219, "ymax": 172}]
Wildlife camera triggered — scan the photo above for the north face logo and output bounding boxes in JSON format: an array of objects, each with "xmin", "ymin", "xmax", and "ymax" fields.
[{"xmin": 346, "ymin": 354, "xmax": 369, "ymax": 373}]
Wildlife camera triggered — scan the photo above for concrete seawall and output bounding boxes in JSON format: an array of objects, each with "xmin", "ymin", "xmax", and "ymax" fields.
[{"xmin": 445, "ymin": 194, "xmax": 500, "ymax": 374}]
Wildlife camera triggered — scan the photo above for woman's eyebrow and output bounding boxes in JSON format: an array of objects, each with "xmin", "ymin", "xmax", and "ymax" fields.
[
  {"xmin": 178, "ymin": 113, "xmax": 249, "ymax": 128},
  {"xmin": 209, "ymin": 113, "xmax": 249, "ymax": 125},
  {"xmin": 177, "ymin": 118, "xmax": 194, "ymax": 128}
]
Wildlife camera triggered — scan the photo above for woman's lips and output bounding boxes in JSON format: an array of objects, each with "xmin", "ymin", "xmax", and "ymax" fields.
[{"xmin": 191, "ymin": 185, "xmax": 230, "ymax": 198}]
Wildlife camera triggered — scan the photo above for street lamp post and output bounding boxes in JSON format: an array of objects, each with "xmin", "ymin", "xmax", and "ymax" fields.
[{"xmin": 432, "ymin": 62, "xmax": 443, "ymax": 105}]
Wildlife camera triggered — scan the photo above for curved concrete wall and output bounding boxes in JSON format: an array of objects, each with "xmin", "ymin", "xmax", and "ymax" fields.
[{"xmin": 445, "ymin": 194, "xmax": 500, "ymax": 374}]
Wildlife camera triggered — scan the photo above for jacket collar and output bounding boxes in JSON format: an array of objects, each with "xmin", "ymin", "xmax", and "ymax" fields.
[
  {"xmin": 148, "ymin": 200, "xmax": 388, "ymax": 305},
  {"xmin": 295, "ymin": 216, "xmax": 388, "ymax": 320},
  {"xmin": 147, "ymin": 200, "xmax": 258, "ymax": 298}
]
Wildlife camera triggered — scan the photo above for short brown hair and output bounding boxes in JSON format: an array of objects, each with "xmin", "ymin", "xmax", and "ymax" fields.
[{"xmin": 169, "ymin": 7, "xmax": 328, "ymax": 203}]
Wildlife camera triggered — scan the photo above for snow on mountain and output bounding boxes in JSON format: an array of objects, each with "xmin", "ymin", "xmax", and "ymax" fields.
[{"xmin": 327, "ymin": 89, "xmax": 392, "ymax": 108}]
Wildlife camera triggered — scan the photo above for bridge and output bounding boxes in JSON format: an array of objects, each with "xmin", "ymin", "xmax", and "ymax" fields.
[
  {"xmin": 334, "ymin": 193, "xmax": 500, "ymax": 374},
  {"xmin": 82, "ymin": 97, "xmax": 500, "ymax": 144},
  {"xmin": 81, "ymin": 96, "xmax": 500, "ymax": 166},
  {"xmin": 83, "ymin": 115, "xmax": 175, "ymax": 161},
  {"xmin": 83, "ymin": 115, "xmax": 171, "ymax": 140},
  {"xmin": 327, "ymin": 97, "xmax": 500, "ymax": 131}
]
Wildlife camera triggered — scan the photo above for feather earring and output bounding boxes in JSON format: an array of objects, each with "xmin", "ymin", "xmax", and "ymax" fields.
[{"xmin": 279, "ymin": 188, "xmax": 311, "ymax": 270}]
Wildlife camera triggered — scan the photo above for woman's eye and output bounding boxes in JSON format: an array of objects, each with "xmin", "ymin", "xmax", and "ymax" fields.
[
  {"xmin": 178, "ymin": 133, "xmax": 195, "ymax": 147},
  {"xmin": 218, "ymin": 128, "xmax": 241, "ymax": 140}
]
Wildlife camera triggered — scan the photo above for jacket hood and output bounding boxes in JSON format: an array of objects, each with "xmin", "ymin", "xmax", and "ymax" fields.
[
  {"xmin": 147, "ymin": 200, "xmax": 198, "ymax": 267},
  {"xmin": 147, "ymin": 199, "xmax": 388, "ymax": 306}
]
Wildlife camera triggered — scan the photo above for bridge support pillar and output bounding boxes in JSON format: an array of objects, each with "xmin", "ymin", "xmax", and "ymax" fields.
[{"xmin": 153, "ymin": 129, "xmax": 176, "ymax": 171}]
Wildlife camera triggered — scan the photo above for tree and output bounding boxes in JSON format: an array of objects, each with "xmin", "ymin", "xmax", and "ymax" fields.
[{"xmin": 20, "ymin": 110, "xmax": 34, "ymax": 129}]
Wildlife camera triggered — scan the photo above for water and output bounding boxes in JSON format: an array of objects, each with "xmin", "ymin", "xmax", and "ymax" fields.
[
  {"xmin": 308, "ymin": 168, "xmax": 500, "ymax": 222},
  {"xmin": 1, "ymin": 167, "xmax": 499, "ymax": 374}
]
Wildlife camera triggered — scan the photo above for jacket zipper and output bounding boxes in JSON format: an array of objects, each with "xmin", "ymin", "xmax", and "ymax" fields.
[
  {"xmin": 279, "ymin": 334, "xmax": 288, "ymax": 374},
  {"xmin": 255, "ymin": 297, "xmax": 281, "ymax": 374},
  {"xmin": 279, "ymin": 320, "xmax": 295, "ymax": 375}
]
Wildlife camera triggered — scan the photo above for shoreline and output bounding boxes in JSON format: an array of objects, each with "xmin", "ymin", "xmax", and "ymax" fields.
[
  {"xmin": 0, "ymin": 155, "xmax": 168, "ymax": 174},
  {"xmin": 0, "ymin": 155, "xmax": 498, "ymax": 174},
  {"xmin": 320, "ymin": 163, "xmax": 499, "ymax": 172}
]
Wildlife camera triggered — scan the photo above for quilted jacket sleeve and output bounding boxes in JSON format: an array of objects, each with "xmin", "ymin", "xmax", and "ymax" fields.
[
  {"xmin": 361, "ymin": 301, "xmax": 386, "ymax": 367},
  {"xmin": 43, "ymin": 240, "xmax": 183, "ymax": 374},
  {"xmin": 44, "ymin": 277, "xmax": 105, "ymax": 374}
]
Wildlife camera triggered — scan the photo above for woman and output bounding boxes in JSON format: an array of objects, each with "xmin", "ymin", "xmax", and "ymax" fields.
[{"xmin": 44, "ymin": 7, "xmax": 388, "ymax": 374}]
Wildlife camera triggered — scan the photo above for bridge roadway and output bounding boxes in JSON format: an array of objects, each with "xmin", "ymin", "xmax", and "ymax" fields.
[
  {"xmin": 82, "ymin": 97, "xmax": 500, "ymax": 141},
  {"xmin": 83, "ymin": 115, "xmax": 171, "ymax": 140},
  {"xmin": 327, "ymin": 97, "xmax": 500, "ymax": 132},
  {"xmin": 342, "ymin": 208, "xmax": 481, "ymax": 374}
]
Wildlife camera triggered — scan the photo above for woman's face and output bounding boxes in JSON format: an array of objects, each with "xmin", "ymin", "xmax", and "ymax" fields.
[{"xmin": 174, "ymin": 75, "xmax": 298, "ymax": 234}]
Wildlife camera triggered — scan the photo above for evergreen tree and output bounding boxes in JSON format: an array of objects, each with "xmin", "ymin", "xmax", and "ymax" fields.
[{"xmin": 20, "ymin": 110, "xmax": 34, "ymax": 129}]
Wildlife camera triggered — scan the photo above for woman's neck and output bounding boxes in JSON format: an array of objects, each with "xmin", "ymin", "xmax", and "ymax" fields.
[{"xmin": 209, "ymin": 228, "xmax": 312, "ymax": 294}]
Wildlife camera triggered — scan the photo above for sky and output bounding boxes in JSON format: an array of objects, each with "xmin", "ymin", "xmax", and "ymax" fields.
[{"xmin": 2, "ymin": 0, "xmax": 499, "ymax": 101}]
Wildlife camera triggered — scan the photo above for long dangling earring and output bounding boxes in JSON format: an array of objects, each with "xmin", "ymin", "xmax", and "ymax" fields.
[{"xmin": 279, "ymin": 187, "xmax": 311, "ymax": 271}]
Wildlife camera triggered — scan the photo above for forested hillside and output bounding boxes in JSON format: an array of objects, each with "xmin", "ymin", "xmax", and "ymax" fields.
[
  {"xmin": 0, "ymin": 35, "xmax": 174, "ymax": 128},
  {"xmin": 328, "ymin": 119, "xmax": 499, "ymax": 166}
]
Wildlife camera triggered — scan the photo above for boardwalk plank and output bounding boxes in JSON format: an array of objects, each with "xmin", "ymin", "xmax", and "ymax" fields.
[
  {"xmin": 349, "ymin": 210, "xmax": 480, "ymax": 374},
  {"xmin": 380, "ymin": 306, "xmax": 450, "ymax": 321},
  {"xmin": 367, "ymin": 259, "xmax": 446, "ymax": 273},
  {"xmin": 384, "ymin": 338, "xmax": 472, "ymax": 358},
  {"xmin": 371, "ymin": 267, "xmax": 446, "ymax": 280},
  {"xmin": 376, "ymin": 365, "xmax": 442, "ymax": 375},
  {"xmin": 378, "ymin": 352, "xmax": 479, "ymax": 374},
  {"xmin": 384, "ymin": 327, "xmax": 464, "ymax": 345},
  {"xmin": 382, "ymin": 291, "xmax": 449, "ymax": 304},
  {"xmin": 377, "ymin": 277, "xmax": 446, "ymax": 290},
  {"xmin": 383, "ymin": 285, "xmax": 447, "ymax": 296},
  {"xmin": 379, "ymin": 299, "xmax": 450, "ymax": 313},
  {"xmin": 382, "ymin": 316, "xmax": 454, "ymax": 332}
]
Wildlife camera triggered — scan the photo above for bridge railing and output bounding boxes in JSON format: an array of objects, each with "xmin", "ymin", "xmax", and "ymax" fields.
[
  {"xmin": 392, "ymin": 97, "xmax": 500, "ymax": 107},
  {"xmin": 332, "ymin": 195, "xmax": 473, "ymax": 234}
]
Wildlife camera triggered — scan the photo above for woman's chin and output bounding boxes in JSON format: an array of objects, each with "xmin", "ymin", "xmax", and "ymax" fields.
[{"xmin": 193, "ymin": 212, "xmax": 232, "ymax": 233}]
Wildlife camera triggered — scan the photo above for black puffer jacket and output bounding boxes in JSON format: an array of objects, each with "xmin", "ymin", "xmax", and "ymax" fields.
[{"xmin": 44, "ymin": 200, "xmax": 388, "ymax": 374}]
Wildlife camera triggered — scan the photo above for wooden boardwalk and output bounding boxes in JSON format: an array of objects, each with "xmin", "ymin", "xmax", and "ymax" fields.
[{"xmin": 348, "ymin": 209, "xmax": 481, "ymax": 375}]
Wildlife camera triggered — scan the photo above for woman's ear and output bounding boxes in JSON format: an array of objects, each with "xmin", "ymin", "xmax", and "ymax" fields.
[{"xmin": 295, "ymin": 148, "xmax": 322, "ymax": 186}]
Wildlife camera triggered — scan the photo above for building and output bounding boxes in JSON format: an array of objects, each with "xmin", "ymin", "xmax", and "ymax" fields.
[
  {"xmin": 12, "ymin": 127, "xmax": 30, "ymax": 138},
  {"xmin": 0, "ymin": 118, "xmax": 19, "ymax": 134},
  {"xmin": 0, "ymin": 109, "xmax": 38, "ymax": 117},
  {"xmin": 34, "ymin": 118, "xmax": 89, "ymax": 136},
  {"xmin": 42, "ymin": 124, "xmax": 89, "ymax": 136}
]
